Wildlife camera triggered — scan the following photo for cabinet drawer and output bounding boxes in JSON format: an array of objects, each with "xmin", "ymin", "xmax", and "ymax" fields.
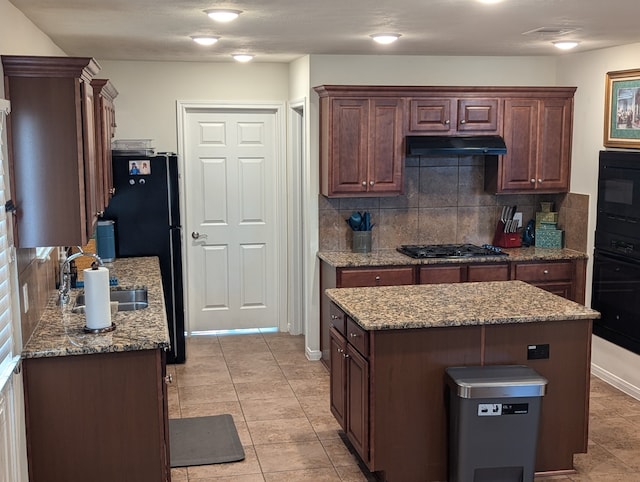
[
  {"xmin": 467, "ymin": 263, "xmax": 509, "ymax": 282},
  {"xmin": 513, "ymin": 262, "xmax": 573, "ymax": 282},
  {"xmin": 329, "ymin": 303, "xmax": 346, "ymax": 336},
  {"xmin": 419, "ymin": 265, "xmax": 464, "ymax": 284},
  {"xmin": 339, "ymin": 267, "xmax": 415, "ymax": 287},
  {"xmin": 346, "ymin": 317, "xmax": 369, "ymax": 357}
]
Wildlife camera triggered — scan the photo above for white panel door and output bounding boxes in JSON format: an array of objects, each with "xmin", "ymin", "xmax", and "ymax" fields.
[{"xmin": 184, "ymin": 109, "xmax": 279, "ymax": 332}]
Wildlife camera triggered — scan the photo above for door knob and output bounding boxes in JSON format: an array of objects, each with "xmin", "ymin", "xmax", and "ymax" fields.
[{"xmin": 191, "ymin": 232, "xmax": 207, "ymax": 240}]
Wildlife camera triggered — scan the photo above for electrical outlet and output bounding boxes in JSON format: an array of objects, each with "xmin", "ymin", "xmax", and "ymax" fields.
[
  {"xmin": 22, "ymin": 283, "xmax": 29, "ymax": 313},
  {"xmin": 513, "ymin": 212, "xmax": 523, "ymax": 228}
]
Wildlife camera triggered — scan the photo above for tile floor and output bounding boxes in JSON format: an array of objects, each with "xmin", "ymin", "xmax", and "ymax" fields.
[{"xmin": 168, "ymin": 333, "xmax": 640, "ymax": 481}]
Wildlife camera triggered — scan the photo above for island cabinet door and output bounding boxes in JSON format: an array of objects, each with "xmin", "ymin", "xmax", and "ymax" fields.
[
  {"xmin": 329, "ymin": 327, "xmax": 348, "ymax": 429},
  {"xmin": 483, "ymin": 320, "xmax": 592, "ymax": 474},
  {"xmin": 346, "ymin": 343, "xmax": 370, "ymax": 464}
]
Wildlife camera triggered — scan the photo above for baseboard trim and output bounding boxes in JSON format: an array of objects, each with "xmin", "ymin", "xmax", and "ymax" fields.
[
  {"xmin": 305, "ymin": 347, "xmax": 322, "ymax": 361},
  {"xmin": 591, "ymin": 363, "xmax": 640, "ymax": 401}
]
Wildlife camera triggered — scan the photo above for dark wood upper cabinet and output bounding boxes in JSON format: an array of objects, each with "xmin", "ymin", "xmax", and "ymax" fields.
[
  {"xmin": 485, "ymin": 88, "xmax": 576, "ymax": 194},
  {"xmin": 92, "ymin": 79, "xmax": 118, "ymax": 211},
  {"xmin": 408, "ymin": 97, "xmax": 501, "ymax": 134},
  {"xmin": 2, "ymin": 55, "xmax": 102, "ymax": 247},
  {"xmin": 316, "ymin": 86, "xmax": 404, "ymax": 197}
]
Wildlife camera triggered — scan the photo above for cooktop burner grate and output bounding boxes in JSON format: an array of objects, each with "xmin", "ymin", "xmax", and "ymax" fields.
[{"xmin": 397, "ymin": 243, "xmax": 507, "ymax": 259}]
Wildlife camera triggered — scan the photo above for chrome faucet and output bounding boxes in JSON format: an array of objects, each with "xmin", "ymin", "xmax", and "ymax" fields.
[{"xmin": 58, "ymin": 247, "xmax": 104, "ymax": 305}]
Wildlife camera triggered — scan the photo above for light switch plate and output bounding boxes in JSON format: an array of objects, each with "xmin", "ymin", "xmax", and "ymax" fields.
[{"xmin": 513, "ymin": 212, "xmax": 523, "ymax": 228}]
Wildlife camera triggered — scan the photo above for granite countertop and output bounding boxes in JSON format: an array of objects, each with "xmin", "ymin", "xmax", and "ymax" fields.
[
  {"xmin": 325, "ymin": 281, "xmax": 600, "ymax": 331},
  {"xmin": 22, "ymin": 257, "xmax": 170, "ymax": 359},
  {"xmin": 318, "ymin": 247, "xmax": 587, "ymax": 268}
]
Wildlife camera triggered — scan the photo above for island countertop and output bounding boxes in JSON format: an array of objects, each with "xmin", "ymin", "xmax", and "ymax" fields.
[
  {"xmin": 318, "ymin": 247, "xmax": 587, "ymax": 268},
  {"xmin": 326, "ymin": 280, "xmax": 600, "ymax": 331},
  {"xmin": 22, "ymin": 256, "xmax": 170, "ymax": 359}
]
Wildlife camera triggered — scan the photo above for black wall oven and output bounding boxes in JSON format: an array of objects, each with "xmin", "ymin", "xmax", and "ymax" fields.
[{"xmin": 592, "ymin": 150, "xmax": 640, "ymax": 354}]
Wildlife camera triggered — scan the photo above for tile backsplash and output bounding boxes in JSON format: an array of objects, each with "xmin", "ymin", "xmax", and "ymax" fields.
[{"xmin": 319, "ymin": 156, "xmax": 589, "ymax": 252}]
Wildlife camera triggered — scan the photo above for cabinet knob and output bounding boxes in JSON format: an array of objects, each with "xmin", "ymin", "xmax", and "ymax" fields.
[
  {"xmin": 543, "ymin": 269, "xmax": 549, "ymax": 275},
  {"xmin": 369, "ymin": 181, "xmax": 374, "ymax": 186},
  {"xmin": 109, "ymin": 188, "xmax": 116, "ymax": 195},
  {"xmin": 350, "ymin": 332, "xmax": 358, "ymax": 338},
  {"xmin": 530, "ymin": 179, "xmax": 536, "ymax": 184},
  {"xmin": 96, "ymin": 211, "xmax": 104, "ymax": 217},
  {"xmin": 331, "ymin": 314, "xmax": 339, "ymax": 320},
  {"xmin": 460, "ymin": 119, "xmax": 466, "ymax": 124},
  {"xmin": 538, "ymin": 179, "xmax": 543, "ymax": 183},
  {"xmin": 444, "ymin": 120, "xmax": 450, "ymax": 125},
  {"xmin": 164, "ymin": 374, "xmax": 173, "ymax": 384},
  {"xmin": 344, "ymin": 353, "xmax": 350, "ymax": 359},
  {"xmin": 362, "ymin": 181, "xmax": 367, "ymax": 186}
]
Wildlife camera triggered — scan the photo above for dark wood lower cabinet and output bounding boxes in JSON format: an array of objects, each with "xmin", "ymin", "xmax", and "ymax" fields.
[
  {"xmin": 23, "ymin": 349, "xmax": 170, "ymax": 482},
  {"xmin": 328, "ymin": 303, "xmax": 592, "ymax": 482}
]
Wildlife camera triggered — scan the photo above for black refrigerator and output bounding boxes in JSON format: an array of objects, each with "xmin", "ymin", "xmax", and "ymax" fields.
[{"xmin": 103, "ymin": 153, "xmax": 185, "ymax": 363}]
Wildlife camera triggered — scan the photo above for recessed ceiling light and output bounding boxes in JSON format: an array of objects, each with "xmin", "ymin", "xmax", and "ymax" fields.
[
  {"xmin": 553, "ymin": 40, "xmax": 579, "ymax": 50},
  {"xmin": 204, "ymin": 9, "xmax": 242, "ymax": 22},
  {"xmin": 232, "ymin": 54, "xmax": 254, "ymax": 62},
  {"xmin": 191, "ymin": 36, "xmax": 220, "ymax": 46},
  {"xmin": 370, "ymin": 34, "xmax": 401, "ymax": 45}
]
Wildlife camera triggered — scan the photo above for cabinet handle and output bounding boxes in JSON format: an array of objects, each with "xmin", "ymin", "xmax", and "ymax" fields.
[
  {"xmin": 164, "ymin": 374, "xmax": 173, "ymax": 384},
  {"xmin": 96, "ymin": 211, "xmax": 104, "ymax": 217},
  {"xmin": 530, "ymin": 179, "xmax": 536, "ymax": 183},
  {"xmin": 460, "ymin": 119, "xmax": 466, "ymax": 124},
  {"xmin": 362, "ymin": 181, "xmax": 367, "ymax": 186},
  {"xmin": 109, "ymin": 188, "xmax": 116, "ymax": 195},
  {"xmin": 369, "ymin": 181, "xmax": 374, "ymax": 186},
  {"xmin": 543, "ymin": 269, "xmax": 549, "ymax": 275}
]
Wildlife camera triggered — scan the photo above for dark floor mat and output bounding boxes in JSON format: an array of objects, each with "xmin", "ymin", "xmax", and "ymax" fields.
[{"xmin": 169, "ymin": 414, "xmax": 245, "ymax": 467}]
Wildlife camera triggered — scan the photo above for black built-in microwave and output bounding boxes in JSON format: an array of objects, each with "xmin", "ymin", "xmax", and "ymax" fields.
[{"xmin": 595, "ymin": 150, "xmax": 640, "ymax": 254}]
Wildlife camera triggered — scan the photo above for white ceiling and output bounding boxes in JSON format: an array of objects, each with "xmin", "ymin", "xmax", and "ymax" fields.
[{"xmin": 8, "ymin": 0, "xmax": 640, "ymax": 63}]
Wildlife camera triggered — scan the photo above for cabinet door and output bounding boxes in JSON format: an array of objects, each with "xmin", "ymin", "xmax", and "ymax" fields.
[
  {"xmin": 339, "ymin": 266, "xmax": 415, "ymax": 287},
  {"xmin": 500, "ymin": 98, "xmax": 539, "ymax": 191},
  {"xmin": 408, "ymin": 98, "xmax": 453, "ymax": 133},
  {"xmin": 329, "ymin": 327, "xmax": 348, "ymax": 429},
  {"xmin": 536, "ymin": 98, "xmax": 572, "ymax": 192},
  {"xmin": 326, "ymin": 98, "xmax": 369, "ymax": 195},
  {"xmin": 368, "ymin": 98, "xmax": 404, "ymax": 194},
  {"xmin": 82, "ymin": 80, "xmax": 99, "ymax": 237},
  {"xmin": 346, "ymin": 343, "xmax": 370, "ymax": 463},
  {"xmin": 512, "ymin": 261, "xmax": 575, "ymax": 300},
  {"xmin": 457, "ymin": 98, "xmax": 500, "ymax": 133}
]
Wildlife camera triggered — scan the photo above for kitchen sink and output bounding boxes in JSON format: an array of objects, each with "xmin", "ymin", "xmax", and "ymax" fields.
[{"xmin": 72, "ymin": 287, "xmax": 148, "ymax": 313}]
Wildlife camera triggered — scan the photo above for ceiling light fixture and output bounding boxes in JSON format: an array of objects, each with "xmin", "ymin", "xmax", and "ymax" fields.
[
  {"xmin": 370, "ymin": 34, "xmax": 401, "ymax": 45},
  {"xmin": 552, "ymin": 40, "xmax": 579, "ymax": 50},
  {"xmin": 232, "ymin": 54, "xmax": 254, "ymax": 62},
  {"xmin": 191, "ymin": 36, "xmax": 220, "ymax": 46},
  {"xmin": 204, "ymin": 9, "xmax": 242, "ymax": 22}
]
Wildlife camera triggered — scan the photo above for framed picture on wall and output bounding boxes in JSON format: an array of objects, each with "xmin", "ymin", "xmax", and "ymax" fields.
[{"xmin": 604, "ymin": 68, "xmax": 640, "ymax": 149}]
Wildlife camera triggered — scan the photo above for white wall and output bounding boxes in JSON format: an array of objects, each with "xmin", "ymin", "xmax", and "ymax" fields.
[
  {"xmin": 557, "ymin": 42, "xmax": 640, "ymax": 399},
  {"xmin": 98, "ymin": 60, "xmax": 290, "ymax": 152}
]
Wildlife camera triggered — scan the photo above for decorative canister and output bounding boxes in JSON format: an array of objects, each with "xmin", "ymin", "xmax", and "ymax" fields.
[{"xmin": 352, "ymin": 231, "xmax": 372, "ymax": 253}]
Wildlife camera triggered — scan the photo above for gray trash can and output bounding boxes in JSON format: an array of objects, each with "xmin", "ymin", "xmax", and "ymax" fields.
[{"xmin": 445, "ymin": 365, "xmax": 548, "ymax": 482}]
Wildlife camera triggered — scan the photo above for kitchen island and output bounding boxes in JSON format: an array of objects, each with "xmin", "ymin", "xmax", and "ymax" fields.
[
  {"xmin": 21, "ymin": 256, "xmax": 171, "ymax": 482},
  {"xmin": 325, "ymin": 281, "xmax": 599, "ymax": 482}
]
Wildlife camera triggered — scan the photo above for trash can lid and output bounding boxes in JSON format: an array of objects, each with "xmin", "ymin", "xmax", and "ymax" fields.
[{"xmin": 446, "ymin": 365, "xmax": 548, "ymax": 399}]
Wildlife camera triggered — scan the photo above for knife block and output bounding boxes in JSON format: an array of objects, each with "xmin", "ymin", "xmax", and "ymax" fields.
[{"xmin": 492, "ymin": 221, "xmax": 522, "ymax": 248}]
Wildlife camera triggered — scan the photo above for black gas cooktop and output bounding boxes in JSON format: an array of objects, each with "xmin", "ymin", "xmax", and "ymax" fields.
[{"xmin": 397, "ymin": 244, "xmax": 507, "ymax": 259}]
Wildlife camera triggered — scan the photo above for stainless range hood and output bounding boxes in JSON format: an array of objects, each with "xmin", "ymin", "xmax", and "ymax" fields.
[{"xmin": 405, "ymin": 135, "xmax": 507, "ymax": 156}]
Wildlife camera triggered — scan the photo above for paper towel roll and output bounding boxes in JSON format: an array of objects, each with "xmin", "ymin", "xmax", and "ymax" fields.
[{"xmin": 83, "ymin": 266, "xmax": 112, "ymax": 330}]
